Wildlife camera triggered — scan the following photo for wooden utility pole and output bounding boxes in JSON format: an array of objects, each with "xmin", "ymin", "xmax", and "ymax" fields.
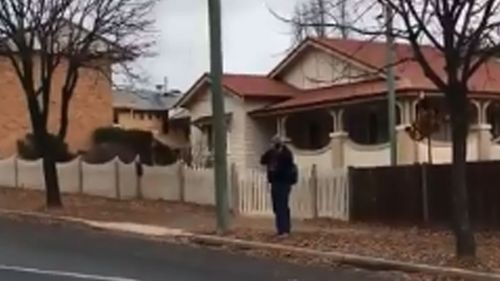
[
  {"xmin": 208, "ymin": 0, "xmax": 230, "ymax": 233},
  {"xmin": 385, "ymin": 4, "xmax": 397, "ymax": 166}
]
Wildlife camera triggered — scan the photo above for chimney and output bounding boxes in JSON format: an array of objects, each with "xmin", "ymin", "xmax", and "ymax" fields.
[{"xmin": 163, "ymin": 76, "xmax": 168, "ymax": 92}]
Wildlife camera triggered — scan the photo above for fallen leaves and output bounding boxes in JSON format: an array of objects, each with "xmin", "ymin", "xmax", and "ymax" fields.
[
  {"xmin": 2, "ymin": 187, "xmax": 500, "ymax": 280},
  {"xmin": 0, "ymin": 187, "xmax": 218, "ymax": 232},
  {"xmin": 225, "ymin": 225, "xmax": 500, "ymax": 274}
]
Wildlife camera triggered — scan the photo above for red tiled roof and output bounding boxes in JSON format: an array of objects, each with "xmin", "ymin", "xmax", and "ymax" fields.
[
  {"xmin": 222, "ymin": 74, "xmax": 297, "ymax": 98},
  {"xmin": 181, "ymin": 38, "xmax": 500, "ymax": 113},
  {"xmin": 253, "ymin": 79, "xmax": 416, "ymax": 114},
  {"xmin": 312, "ymin": 37, "xmax": 500, "ymax": 92},
  {"xmin": 177, "ymin": 73, "xmax": 297, "ymax": 107},
  {"xmin": 255, "ymin": 38, "xmax": 500, "ymax": 114}
]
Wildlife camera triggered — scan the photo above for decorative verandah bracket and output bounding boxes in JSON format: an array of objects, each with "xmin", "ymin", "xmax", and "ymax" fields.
[
  {"xmin": 276, "ymin": 115, "xmax": 289, "ymax": 141},
  {"xmin": 329, "ymin": 109, "xmax": 347, "ymax": 168},
  {"xmin": 397, "ymin": 100, "xmax": 418, "ymax": 165}
]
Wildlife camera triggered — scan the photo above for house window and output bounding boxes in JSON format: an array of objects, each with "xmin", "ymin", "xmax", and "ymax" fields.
[
  {"xmin": 308, "ymin": 122, "xmax": 320, "ymax": 149},
  {"xmin": 195, "ymin": 124, "xmax": 213, "ymax": 154},
  {"xmin": 286, "ymin": 110, "xmax": 332, "ymax": 150},
  {"xmin": 161, "ymin": 112, "xmax": 169, "ymax": 133},
  {"xmin": 206, "ymin": 125, "xmax": 213, "ymax": 152},
  {"xmin": 368, "ymin": 112, "xmax": 379, "ymax": 143},
  {"xmin": 417, "ymin": 98, "xmax": 478, "ymax": 142},
  {"xmin": 432, "ymin": 116, "xmax": 452, "ymax": 142},
  {"xmin": 344, "ymin": 102, "xmax": 395, "ymax": 145},
  {"xmin": 204, "ymin": 125, "xmax": 231, "ymax": 153},
  {"xmin": 416, "ymin": 99, "xmax": 452, "ymax": 142}
]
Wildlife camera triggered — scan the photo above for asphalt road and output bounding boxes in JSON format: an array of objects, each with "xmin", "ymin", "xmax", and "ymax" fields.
[{"xmin": 0, "ymin": 217, "xmax": 401, "ymax": 281}]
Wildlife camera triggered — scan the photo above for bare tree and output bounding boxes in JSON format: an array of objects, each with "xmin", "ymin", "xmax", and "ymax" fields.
[
  {"xmin": 286, "ymin": 0, "xmax": 500, "ymax": 257},
  {"xmin": 406, "ymin": 97, "xmax": 445, "ymax": 164},
  {"xmin": 378, "ymin": 0, "xmax": 500, "ymax": 258},
  {"xmin": 0, "ymin": 0, "xmax": 156, "ymax": 207},
  {"xmin": 272, "ymin": 0, "xmax": 352, "ymax": 46}
]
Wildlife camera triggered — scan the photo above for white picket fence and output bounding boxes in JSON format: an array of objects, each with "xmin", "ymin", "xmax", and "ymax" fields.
[
  {"xmin": 237, "ymin": 168, "xmax": 349, "ymax": 221},
  {"xmin": 0, "ymin": 156, "xmax": 350, "ymax": 221}
]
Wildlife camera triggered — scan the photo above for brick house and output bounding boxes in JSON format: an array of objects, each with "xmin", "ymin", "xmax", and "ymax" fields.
[
  {"xmin": 0, "ymin": 43, "xmax": 114, "ymax": 158},
  {"xmin": 113, "ymin": 87, "xmax": 177, "ymax": 133}
]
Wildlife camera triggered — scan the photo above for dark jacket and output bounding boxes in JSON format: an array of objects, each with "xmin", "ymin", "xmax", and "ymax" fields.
[{"xmin": 260, "ymin": 145, "xmax": 295, "ymax": 185}]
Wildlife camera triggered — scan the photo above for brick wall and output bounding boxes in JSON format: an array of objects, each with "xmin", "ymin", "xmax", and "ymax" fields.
[{"xmin": 0, "ymin": 57, "xmax": 113, "ymax": 157}]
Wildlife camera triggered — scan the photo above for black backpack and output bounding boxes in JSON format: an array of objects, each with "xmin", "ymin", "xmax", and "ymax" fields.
[{"xmin": 290, "ymin": 163, "xmax": 298, "ymax": 185}]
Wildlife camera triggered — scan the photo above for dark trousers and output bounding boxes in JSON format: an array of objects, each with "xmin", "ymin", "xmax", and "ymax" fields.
[{"xmin": 271, "ymin": 183, "xmax": 291, "ymax": 235}]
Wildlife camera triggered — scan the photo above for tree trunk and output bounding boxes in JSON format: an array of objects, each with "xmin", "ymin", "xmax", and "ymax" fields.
[
  {"xmin": 42, "ymin": 152, "xmax": 62, "ymax": 208},
  {"xmin": 58, "ymin": 95, "xmax": 70, "ymax": 141},
  {"xmin": 448, "ymin": 89, "xmax": 476, "ymax": 258},
  {"xmin": 26, "ymin": 96, "xmax": 63, "ymax": 208},
  {"xmin": 58, "ymin": 70, "xmax": 79, "ymax": 141},
  {"xmin": 41, "ymin": 133, "xmax": 62, "ymax": 208}
]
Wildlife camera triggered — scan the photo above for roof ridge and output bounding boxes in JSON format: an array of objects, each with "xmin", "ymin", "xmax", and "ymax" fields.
[
  {"xmin": 312, "ymin": 36, "xmax": 436, "ymax": 49},
  {"xmin": 303, "ymin": 78, "xmax": 386, "ymax": 93},
  {"xmin": 223, "ymin": 73, "xmax": 268, "ymax": 78}
]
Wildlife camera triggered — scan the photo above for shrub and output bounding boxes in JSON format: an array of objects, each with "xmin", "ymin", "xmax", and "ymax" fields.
[
  {"xmin": 17, "ymin": 133, "xmax": 74, "ymax": 162},
  {"xmin": 93, "ymin": 127, "xmax": 152, "ymax": 145},
  {"xmin": 82, "ymin": 142, "xmax": 136, "ymax": 164},
  {"xmin": 152, "ymin": 140, "xmax": 177, "ymax": 166},
  {"xmin": 91, "ymin": 127, "xmax": 153, "ymax": 164}
]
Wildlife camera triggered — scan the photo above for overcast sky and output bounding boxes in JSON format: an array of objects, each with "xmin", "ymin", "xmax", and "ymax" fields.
[{"xmin": 135, "ymin": 0, "xmax": 303, "ymax": 91}]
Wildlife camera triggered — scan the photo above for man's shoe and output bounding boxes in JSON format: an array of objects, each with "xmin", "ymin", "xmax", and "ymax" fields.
[{"xmin": 277, "ymin": 233, "xmax": 290, "ymax": 239}]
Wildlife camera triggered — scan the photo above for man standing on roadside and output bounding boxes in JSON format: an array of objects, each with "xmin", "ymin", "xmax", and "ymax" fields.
[{"xmin": 260, "ymin": 136, "xmax": 297, "ymax": 237}]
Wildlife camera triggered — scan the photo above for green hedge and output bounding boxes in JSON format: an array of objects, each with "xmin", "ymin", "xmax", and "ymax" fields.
[
  {"xmin": 91, "ymin": 127, "xmax": 153, "ymax": 164},
  {"xmin": 93, "ymin": 127, "xmax": 152, "ymax": 145},
  {"xmin": 17, "ymin": 133, "xmax": 74, "ymax": 162},
  {"xmin": 82, "ymin": 143, "xmax": 137, "ymax": 164}
]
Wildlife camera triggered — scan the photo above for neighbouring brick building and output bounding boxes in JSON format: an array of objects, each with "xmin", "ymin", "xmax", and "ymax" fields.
[
  {"xmin": 112, "ymin": 87, "xmax": 190, "ymax": 159},
  {"xmin": 0, "ymin": 57, "xmax": 113, "ymax": 158}
]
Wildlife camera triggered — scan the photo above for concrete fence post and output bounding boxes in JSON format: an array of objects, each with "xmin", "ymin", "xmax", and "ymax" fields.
[
  {"xmin": 136, "ymin": 173, "xmax": 142, "ymax": 200},
  {"xmin": 310, "ymin": 164, "xmax": 319, "ymax": 219},
  {"xmin": 135, "ymin": 157, "xmax": 143, "ymax": 200},
  {"xmin": 178, "ymin": 162, "xmax": 186, "ymax": 202},
  {"xmin": 77, "ymin": 156, "xmax": 83, "ymax": 194},
  {"xmin": 14, "ymin": 156, "xmax": 19, "ymax": 189},
  {"xmin": 114, "ymin": 159, "xmax": 121, "ymax": 200}
]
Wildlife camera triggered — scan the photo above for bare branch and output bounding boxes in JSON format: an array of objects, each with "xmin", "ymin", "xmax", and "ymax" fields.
[{"xmin": 0, "ymin": 0, "xmax": 156, "ymax": 146}]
